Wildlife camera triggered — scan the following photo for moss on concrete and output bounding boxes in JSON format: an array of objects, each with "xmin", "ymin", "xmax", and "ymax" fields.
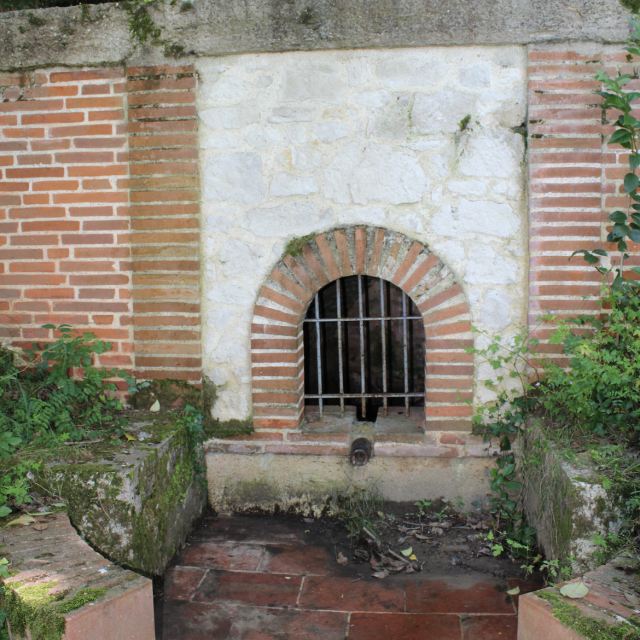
[
  {"xmin": 537, "ymin": 590, "xmax": 640, "ymax": 640},
  {"xmin": 2, "ymin": 579, "xmax": 108, "ymax": 640}
]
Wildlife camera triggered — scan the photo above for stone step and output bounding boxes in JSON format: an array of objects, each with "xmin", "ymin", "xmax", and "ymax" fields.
[{"xmin": 2, "ymin": 513, "xmax": 154, "ymax": 640}]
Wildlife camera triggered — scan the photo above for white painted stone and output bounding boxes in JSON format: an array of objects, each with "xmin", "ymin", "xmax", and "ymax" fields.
[
  {"xmin": 204, "ymin": 153, "xmax": 266, "ymax": 204},
  {"xmin": 279, "ymin": 63, "xmax": 347, "ymax": 104},
  {"xmin": 239, "ymin": 203, "xmax": 333, "ymax": 238},
  {"xmin": 447, "ymin": 181, "xmax": 487, "ymax": 197},
  {"xmin": 431, "ymin": 200, "xmax": 520, "ymax": 238},
  {"xmin": 232, "ymin": 366, "xmax": 251, "ymax": 384},
  {"xmin": 493, "ymin": 181, "xmax": 522, "ymax": 200},
  {"xmin": 337, "ymin": 207, "xmax": 385, "ymax": 226},
  {"xmin": 458, "ymin": 129, "xmax": 524, "ymax": 178},
  {"xmin": 356, "ymin": 90, "xmax": 392, "ymax": 110},
  {"xmin": 270, "ymin": 173, "xmax": 319, "ymax": 196},
  {"xmin": 211, "ymin": 389, "xmax": 249, "ymax": 421},
  {"xmin": 207, "ymin": 309, "xmax": 235, "ymax": 329},
  {"xmin": 324, "ymin": 142, "xmax": 428, "ymax": 205},
  {"xmin": 459, "ymin": 63, "xmax": 491, "ymax": 88},
  {"xmin": 207, "ymin": 282, "xmax": 256, "ymax": 305},
  {"xmin": 432, "ymin": 151, "xmax": 452, "ymax": 178},
  {"xmin": 208, "ymin": 76, "xmax": 251, "ymax": 102},
  {"xmin": 464, "ymin": 244, "xmax": 520, "ymax": 285},
  {"xmin": 284, "ymin": 125, "xmax": 307, "ymax": 144},
  {"xmin": 479, "ymin": 289, "xmax": 513, "ymax": 330},
  {"xmin": 376, "ymin": 55, "xmax": 447, "ymax": 88},
  {"xmin": 205, "ymin": 262, "xmax": 216, "ymax": 280},
  {"xmin": 412, "ymin": 92, "xmax": 476, "ymax": 135},
  {"xmin": 201, "ymin": 135, "xmax": 238, "ymax": 149},
  {"xmin": 219, "ymin": 240, "xmax": 266, "ymax": 277},
  {"xmin": 436, "ymin": 240, "xmax": 466, "ymax": 266},
  {"xmin": 291, "ymin": 145, "xmax": 323, "ymax": 171},
  {"xmin": 468, "ymin": 289, "xmax": 482, "ymax": 307},
  {"xmin": 255, "ymin": 75, "xmax": 273, "ymax": 88},
  {"xmin": 431, "ymin": 186, "xmax": 443, "ymax": 202},
  {"xmin": 398, "ymin": 214, "xmax": 424, "ymax": 234},
  {"xmin": 244, "ymin": 126, "xmax": 280, "ymax": 149},
  {"xmin": 268, "ymin": 106, "xmax": 315, "ymax": 123},
  {"xmin": 314, "ymin": 123, "xmax": 349, "ymax": 143},
  {"xmin": 401, "ymin": 139, "xmax": 444, "ymax": 152},
  {"xmin": 347, "ymin": 58, "xmax": 368, "ymax": 87},
  {"xmin": 206, "ymin": 216, "xmax": 235, "ymax": 233},
  {"xmin": 200, "ymin": 104, "xmax": 260, "ymax": 130},
  {"xmin": 210, "ymin": 340, "xmax": 248, "ymax": 364},
  {"xmin": 209, "ymin": 368, "xmax": 230, "ymax": 385}
]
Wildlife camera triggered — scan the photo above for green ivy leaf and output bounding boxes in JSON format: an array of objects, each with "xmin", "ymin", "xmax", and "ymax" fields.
[{"xmin": 625, "ymin": 173, "xmax": 640, "ymax": 193}]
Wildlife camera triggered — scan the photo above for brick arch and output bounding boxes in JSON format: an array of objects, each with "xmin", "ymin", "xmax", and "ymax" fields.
[{"xmin": 250, "ymin": 227, "xmax": 474, "ymax": 432}]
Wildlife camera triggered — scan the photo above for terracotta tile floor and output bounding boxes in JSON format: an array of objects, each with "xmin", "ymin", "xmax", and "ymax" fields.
[{"xmin": 156, "ymin": 515, "xmax": 539, "ymax": 640}]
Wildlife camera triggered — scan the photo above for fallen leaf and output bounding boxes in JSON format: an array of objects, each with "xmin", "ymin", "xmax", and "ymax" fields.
[
  {"xmin": 337, "ymin": 552, "xmax": 348, "ymax": 566},
  {"xmin": 52, "ymin": 503, "xmax": 67, "ymax": 508},
  {"xmin": 415, "ymin": 533, "xmax": 430, "ymax": 541},
  {"xmin": 6, "ymin": 515, "xmax": 36, "ymax": 526},
  {"xmin": 401, "ymin": 547, "xmax": 413, "ymax": 557},
  {"xmin": 560, "ymin": 581, "xmax": 588, "ymax": 599},
  {"xmin": 431, "ymin": 527, "xmax": 444, "ymax": 536},
  {"xmin": 507, "ymin": 586, "xmax": 520, "ymax": 596},
  {"xmin": 372, "ymin": 570, "xmax": 389, "ymax": 579},
  {"xmin": 33, "ymin": 523, "xmax": 48, "ymax": 531},
  {"xmin": 624, "ymin": 592, "xmax": 640, "ymax": 605},
  {"xmin": 150, "ymin": 400, "xmax": 160, "ymax": 412},
  {"xmin": 409, "ymin": 554, "xmax": 417, "ymax": 561},
  {"xmin": 124, "ymin": 433, "xmax": 136, "ymax": 441},
  {"xmin": 405, "ymin": 566, "xmax": 415, "ymax": 574}
]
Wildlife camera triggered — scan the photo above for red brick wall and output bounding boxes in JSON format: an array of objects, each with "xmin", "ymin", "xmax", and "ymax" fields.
[
  {"xmin": 0, "ymin": 65, "xmax": 200, "ymax": 387},
  {"xmin": 527, "ymin": 46, "xmax": 637, "ymax": 363},
  {"xmin": 126, "ymin": 65, "xmax": 201, "ymax": 383}
]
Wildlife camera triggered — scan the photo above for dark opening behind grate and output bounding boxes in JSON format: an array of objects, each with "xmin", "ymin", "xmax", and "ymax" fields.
[{"xmin": 303, "ymin": 275, "xmax": 425, "ymax": 422}]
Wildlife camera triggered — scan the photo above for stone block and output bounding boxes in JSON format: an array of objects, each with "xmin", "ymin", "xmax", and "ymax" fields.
[
  {"xmin": 33, "ymin": 411, "xmax": 206, "ymax": 576},
  {"xmin": 522, "ymin": 419, "xmax": 624, "ymax": 576}
]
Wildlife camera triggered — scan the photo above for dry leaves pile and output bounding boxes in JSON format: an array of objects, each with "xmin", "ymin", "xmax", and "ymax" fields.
[{"xmin": 338, "ymin": 512, "xmax": 494, "ymax": 579}]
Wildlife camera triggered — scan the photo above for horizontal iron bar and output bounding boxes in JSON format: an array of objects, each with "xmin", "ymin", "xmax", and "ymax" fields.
[
  {"xmin": 304, "ymin": 316, "xmax": 422, "ymax": 322},
  {"xmin": 305, "ymin": 393, "xmax": 424, "ymax": 399}
]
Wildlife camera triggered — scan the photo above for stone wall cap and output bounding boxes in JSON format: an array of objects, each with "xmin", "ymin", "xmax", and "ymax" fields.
[{"xmin": 0, "ymin": 0, "xmax": 634, "ymax": 72}]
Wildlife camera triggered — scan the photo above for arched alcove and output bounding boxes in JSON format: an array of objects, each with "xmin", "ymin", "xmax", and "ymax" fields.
[{"xmin": 250, "ymin": 227, "xmax": 474, "ymax": 432}]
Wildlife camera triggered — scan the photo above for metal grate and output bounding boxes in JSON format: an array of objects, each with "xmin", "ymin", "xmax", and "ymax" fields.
[{"xmin": 304, "ymin": 275, "xmax": 424, "ymax": 420}]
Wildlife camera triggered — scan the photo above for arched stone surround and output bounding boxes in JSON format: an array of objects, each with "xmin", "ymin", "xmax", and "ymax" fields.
[{"xmin": 250, "ymin": 226, "xmax": 473, "ymax": 433}]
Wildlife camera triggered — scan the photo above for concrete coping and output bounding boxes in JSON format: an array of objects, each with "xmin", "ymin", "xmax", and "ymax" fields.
[{"xmin": 1, "ymin": 513, "xmax": 155, "ymax": 640}]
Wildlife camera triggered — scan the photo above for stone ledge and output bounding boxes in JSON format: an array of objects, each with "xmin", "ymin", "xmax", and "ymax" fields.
[
  {"xmin": 203, "ymin": 431, "xmax": 494, "ymax": 458},
  {"xmin": 2, "ymin": 514, "xmax": 154, "ymax": 640},
  {"xmin": 0, "ymin": 0, "xmax": 631, "ymax": 72},
  {"xmin": 518, "ymin": 556, "xmax": 640, "ymax": 640}
]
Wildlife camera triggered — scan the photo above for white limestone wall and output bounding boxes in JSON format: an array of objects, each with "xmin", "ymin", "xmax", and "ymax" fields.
[{"xmin": 197, "ymin": 47, "xmax": 528, "ymax": 422}]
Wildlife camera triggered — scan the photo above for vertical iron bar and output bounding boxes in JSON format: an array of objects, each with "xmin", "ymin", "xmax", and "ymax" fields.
[
  {"xmin": 337, "ymin": 279, "xmax": 345, "ymax": 419},
  {"xmin": 402, "ymin": 291, "xmax": 409, "ymax": 417},
  {"xmin": 358, "ymin": 275, "xmax": 366, "ymax": 418},
  {"xmin": 314, "ymin": 294, "xmax": 323, "ymax": 419},
  {"xmin": 380, "ymin": 278, "xmax": 388, "ymax": 418}
]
